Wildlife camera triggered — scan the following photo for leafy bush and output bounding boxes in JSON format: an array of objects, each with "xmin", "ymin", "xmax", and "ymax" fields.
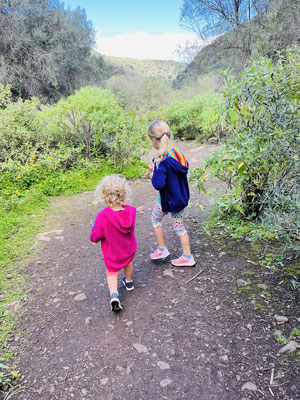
[
  {"xmin": 43, "ymin": 86, "xmax": 149, "ymax": 165},
  {"xmin": 191, "ymin": 49, "xmax": 300, "ymax": 253},
  {"xmin": 0, "ymin": 97, "xmax": 42, "ymax": 164},
  {"xmin": 148, "ymin": 94, "xmax": 223, "ymax": 140},
  {"xmin": 0, "ymin": 86, "xmax": 149, "ymax": 203}
]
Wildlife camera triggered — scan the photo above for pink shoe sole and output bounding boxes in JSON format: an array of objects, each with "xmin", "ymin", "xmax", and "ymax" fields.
[{"xmin": 171, "ymin": 255, "xmax": 196, "ymax": 267}]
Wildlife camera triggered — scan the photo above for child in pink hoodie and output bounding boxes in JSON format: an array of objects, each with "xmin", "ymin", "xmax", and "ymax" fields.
[{"xmin": 90, "ymin": 175, "xmax": 137, "ymax": 312}]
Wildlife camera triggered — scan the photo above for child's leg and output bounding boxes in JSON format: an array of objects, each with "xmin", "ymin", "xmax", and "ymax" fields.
[
  {"xmin": 124, "ymin": 262, "xmax": 133, "ymax": 281},
  {"xmin": 154, "ymin": 227, "xmax": 166, "ymax": 248},
  {"xmin": 172, "ymin": 211, "xmax": 191, "ymax": 255},
  {"xmin": 107, "ymin": 270, "xmax": 122, "ymax": 311},
  {"xmin": 179, "ymin": 232, "xmax": 191, "ymax": 255},
  {"xmin": 171, "ymin": 211, "xmax": 195, "ymax": 266},
  {"xmin": 151, "ymin": 202, "xmax": 167, "ymax": 248},
  {"xmin": 107, "ymin": 271, "xmax": 119, "ymax": 293},
  {"xmin": 122, "ymin": 262, "xmax": 134, "ymax": 291}
]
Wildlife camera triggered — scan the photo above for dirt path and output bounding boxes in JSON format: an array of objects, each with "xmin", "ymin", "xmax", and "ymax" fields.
[{"xmin": 10, "ymin": 142, "xmax": 299, "ymax": 400}]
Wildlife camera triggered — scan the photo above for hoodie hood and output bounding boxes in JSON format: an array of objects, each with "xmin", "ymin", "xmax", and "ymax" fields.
[
  {"xmin": 164, "ymin": 156, "xmax": 189, "ymax": 176},
  {"xmin": 107, "ymin": 205, "xmax": 136, "ymax": 234}
]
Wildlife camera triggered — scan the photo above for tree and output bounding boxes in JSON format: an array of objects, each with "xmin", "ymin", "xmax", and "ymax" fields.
[
  {"xmin": 180, "ymin": 0, "xmax": 271, "ymax": 38},
  {"xmin": 175, "ymin": 38, "xmax": 205, "ymax": 63},
  {"xmin": 180, "ymin": 0, "xmax": 272, "ymax": 57},
  {"xmin": 0, "ymin": 0, "xmax": 108, "ymax": 102}
]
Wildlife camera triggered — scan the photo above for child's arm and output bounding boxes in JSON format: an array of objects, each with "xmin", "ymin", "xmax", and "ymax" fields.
[
  {"xmin": 90, "ymin": 214, "xmax": 105, "ymax": 243},
  {"xmin": 148, "ymin": 162, "xmax": 154, "ymax": 172},
  {"xmin": 151, "ymin": 163, "xmax": 167, "ymax": 190},
  {"xmin": 148, "ymin": 162, "xmax": 154, "ymax": 180}
]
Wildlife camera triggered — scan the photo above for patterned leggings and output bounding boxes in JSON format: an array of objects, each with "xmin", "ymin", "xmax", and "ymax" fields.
[{"xmin": 151, "ymin": 202, "xmax": 186, "ymax": 237}]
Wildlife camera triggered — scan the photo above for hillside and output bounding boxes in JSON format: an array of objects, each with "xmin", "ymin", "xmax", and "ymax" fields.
[
  {"xmin": 105, "ymin": 56, "xmax": 186, "ymax": 81},
  {"xmin": 174, "ymin": 0, "xmax": 300, "ymax": 88},
  {"xmin": 92, "ymin": 50, "xmax": 186, "ymax": 81}
]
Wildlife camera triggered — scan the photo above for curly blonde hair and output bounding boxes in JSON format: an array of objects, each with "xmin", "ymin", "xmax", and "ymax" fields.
[{"xmin": 95, "ymin": 175, "xmax": 129, "ymax": 207}]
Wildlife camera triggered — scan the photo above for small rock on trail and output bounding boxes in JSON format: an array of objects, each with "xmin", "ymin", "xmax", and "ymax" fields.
[
  {"xmin": 133, "ymin": 343, "xmax": 149, "ymax": 353},
  {"xmin": 241, "ymin": 382, "xmax": 257, "ymax": 392},
  {"xmin": 157, "ymin": 361, "xmax": 170, "ymax": 370},
  {"xmin": 73, "ymin": 293, "xmax": 87, "ymax": 301},
  {"xmin": 278, "ymin": 341, "xmax": 298, "ymax": 354},
  {"xmin": 160, "ymin": 379, "xmax": 172, "ymax": 387}
]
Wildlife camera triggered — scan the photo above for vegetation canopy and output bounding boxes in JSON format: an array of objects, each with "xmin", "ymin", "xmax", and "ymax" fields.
[{"xmin": 0, "ymin": 0, "xmax": 111, "ymax": 102}]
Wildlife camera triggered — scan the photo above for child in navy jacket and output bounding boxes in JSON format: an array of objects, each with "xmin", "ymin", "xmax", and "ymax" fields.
[{"xmin": 147, "ymin": 120, "xmax": 195, "ymax": 267}]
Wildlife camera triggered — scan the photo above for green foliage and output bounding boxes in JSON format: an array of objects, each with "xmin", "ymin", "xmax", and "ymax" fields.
[
  {"xmin": 106, "ymin": 74, "xmax": 174, "ymax": 115},
  {"xmin": 175, "ymin": 0, "xmax": 300, "ymax": 88},
  {"xmin": 147, "ymin": 93, "xmax": 223, "ymax": 140},
  {"xmin": 104, "ymin": 55, "xmax": 185, "ymax": 81},
  {"xmin": 43, "ymin": 86, "xmax": 149, "ymax": 164},
  {"xmin": 0, "ymin": 80, "xmax": 12, "ymax": 109},
  {"xmin": 168, "ymin": 94, "xmax": 223, "ymax": 139},
  {"xmin": 106, "ymin": 70, "xmax": 220, "ymax": 116},
  {"xmin": 0, "ymin": 0, "xmax": 112, "ymax": 102},
  {"xmin": 191, "ymin": 49, "xmax": 300, "ymax": 253},
  {"xmin": 290, "ymin": 280, "xmax": 300, "ymax": 290},
  {"xmin": 0, "ymin": 97, "xmax": 45, "ymax": 165},
  {"xmin": 290, "ymin": 328, "xmax": 300, "ymax": 339},
  {"xmin": 0, "ymin": 359, "xmax": 20, "ymax": 391},
  {"xmin": 0, "ymin": 86, "xmax": 149, "ymax": 212}
]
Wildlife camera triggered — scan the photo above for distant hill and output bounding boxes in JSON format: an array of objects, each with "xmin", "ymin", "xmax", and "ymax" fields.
[
  {"xmin": 92, "ymin": 50, "xmax": 186, "ymax": 81},
  {"xmin": 173, "ymin": 0, "xmax": 300, "ymax": 88},
  {"xmin": 105, "ymin": 56, "xmax": 186, "ymax": 81}
]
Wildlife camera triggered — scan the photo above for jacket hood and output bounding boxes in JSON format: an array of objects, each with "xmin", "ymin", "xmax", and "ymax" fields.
[
  {"xmin": 163, "ymin": 156, "xmax": 189, "ymax": 175},
  {"xmin": 107, "ymin": 205, "xmax": 136, "ymax": 234}
]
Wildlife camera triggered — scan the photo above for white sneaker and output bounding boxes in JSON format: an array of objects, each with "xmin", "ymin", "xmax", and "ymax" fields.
[{"xmin": 110, "ymin": 295, "xmax": 122, "ymax": 312}]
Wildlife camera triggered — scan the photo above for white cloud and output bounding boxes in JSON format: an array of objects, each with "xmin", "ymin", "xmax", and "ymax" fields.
[{"xmin": 95, "ymin": 30, "xmax": 206, "ymax": 61}]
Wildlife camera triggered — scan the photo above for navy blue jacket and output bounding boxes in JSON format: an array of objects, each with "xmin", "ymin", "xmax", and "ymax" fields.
[{"xmin": 152, "ymin": 156, "xmax": 190, "ymax": 213}]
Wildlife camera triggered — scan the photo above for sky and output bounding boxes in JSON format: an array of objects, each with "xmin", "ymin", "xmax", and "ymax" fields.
[{"xmin": 62, "ymin": 0, "xmax": 201, "ymax": 61}]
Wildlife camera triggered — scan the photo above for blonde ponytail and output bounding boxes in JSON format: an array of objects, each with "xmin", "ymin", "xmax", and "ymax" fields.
[{"xmin": 147, "ymin": 120, "xmax": 172, "ymax": 166}]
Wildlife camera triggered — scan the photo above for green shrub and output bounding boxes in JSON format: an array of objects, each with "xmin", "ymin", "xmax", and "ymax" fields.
[
  {"xmin": 147, "ymin": 94, "xmax": 223, "ymax": 140},
  {"xmin": 191, "ymin": 48, "xmax": 300, "ymax": 253},
  {"xmin": 0, "ymin": 97, "xmax": 43, "ymax": 164},
  {"xmin": 43, "ymin": 86, "xmax": 149, "ymax": 165},
  {"xmin": 0, "ymin": 86, "xmax": 149, "ymax": 202}
]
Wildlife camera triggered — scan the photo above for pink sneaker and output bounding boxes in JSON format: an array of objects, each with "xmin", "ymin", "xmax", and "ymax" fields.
[
  {"xmin": 150, "ymin": 247, "xmax": 170, "ymax": 260},
  {"xmin": 171, "ymin": 255, "xmax": 196, "ymax": 267}
]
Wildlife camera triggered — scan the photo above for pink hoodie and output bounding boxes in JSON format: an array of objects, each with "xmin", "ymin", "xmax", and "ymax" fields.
[{"xmin": 90, "ymin": 205, "xmax": 137, "ymax": 273}]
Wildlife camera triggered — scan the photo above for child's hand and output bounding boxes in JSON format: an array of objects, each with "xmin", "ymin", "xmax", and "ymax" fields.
[
  {"xmin": 149, "ymin": 172, "xmax": 153, "ymax": 180},
  {"xmin": 148, "ymin": 162, "xmax": 154, "ymax": 172}
]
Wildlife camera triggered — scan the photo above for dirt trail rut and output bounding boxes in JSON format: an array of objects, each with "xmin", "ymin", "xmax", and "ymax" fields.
[{"xmin": 12, "ymin": 142, "xmax": 299, "ymax": 400}]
